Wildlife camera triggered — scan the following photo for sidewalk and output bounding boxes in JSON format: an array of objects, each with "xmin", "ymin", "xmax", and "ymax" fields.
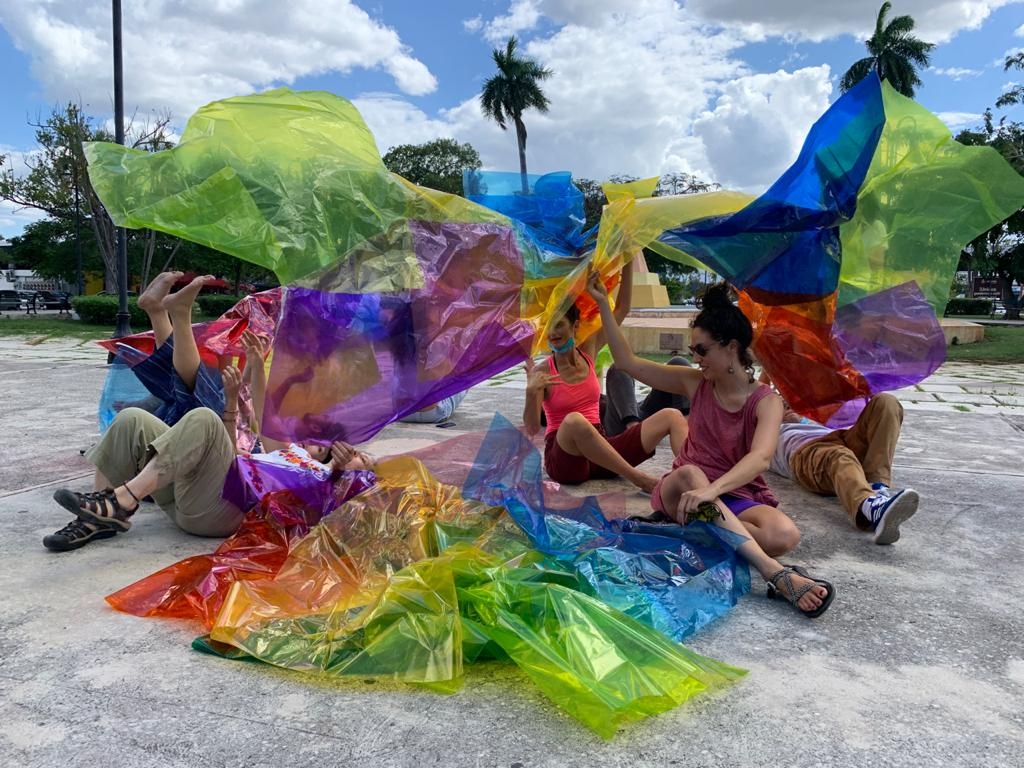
[{"xmin": 1, "ymin": 336, "xmax": 1022, "ymax": 767}]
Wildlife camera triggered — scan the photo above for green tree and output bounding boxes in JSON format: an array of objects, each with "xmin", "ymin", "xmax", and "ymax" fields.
[
  {"xmin": 479, "ymin": 36, "xmax": 552, "ymax": 193},
  {"xmin": 0, "ymin": 103, "xmax": 275, "ymax": 294},
  {"xmin": 956, "ymin": 115, "xmax": 1024, "ymax": 319},
  {"xmin": 7, "ymin": 218, "xmax": 104, "ymax": 283},
  {"xmin": 573, "ymin": 172, "xmax": 717, "ymax": 284},
  {"xmin": 840, "ymin": 2, "xmax": 935, "ymax": 98},
  {"xmin": 382, "ymin": 138, "xmax": 481, "ymax": 195},
  {"xmin": 996, "ymin": 52, "xmax": 1024, "ymax": 109}
]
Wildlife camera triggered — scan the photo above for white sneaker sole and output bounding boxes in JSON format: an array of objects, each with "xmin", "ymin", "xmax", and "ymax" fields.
[{"xmin": 873, "ymin": 489, "xmax": 918, "ymax": 545}]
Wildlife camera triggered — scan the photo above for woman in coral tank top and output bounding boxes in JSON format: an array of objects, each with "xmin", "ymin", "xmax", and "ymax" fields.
[
  {"xmin": 587, "ymin": 273, "xmax": 835, "ymax": 619},
  {"xmin": 522, "ymin": 260, "xmax": 688, "ymax": 493}
]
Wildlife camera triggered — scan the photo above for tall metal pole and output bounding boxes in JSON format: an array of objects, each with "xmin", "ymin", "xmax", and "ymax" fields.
[
  {"xmin": 112, "ymin": 0, "xmax": 131, "ymax": 337},
  {"xmin": 73, "ymin": 158, "xmax": 82, "ymax": 296}
]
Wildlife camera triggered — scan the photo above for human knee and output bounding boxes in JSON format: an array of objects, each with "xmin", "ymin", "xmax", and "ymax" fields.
[
  {"xmin": 870, "ymin": 392, "xmax": 903, "ymax": 420},
  {"xmin": 178, "ymin": 407, "xmax": 225, "ymax": 436},
  {"xmin": 760, "ymin": 516, "xmax": 801, "ymax": 557},
  {"xmin": 672, "ymin": 464, "xmax": 706, "ymax": 489},
  {"xmin": 559, "ymin": 411, "xmax": 592, "ymax": 435}
]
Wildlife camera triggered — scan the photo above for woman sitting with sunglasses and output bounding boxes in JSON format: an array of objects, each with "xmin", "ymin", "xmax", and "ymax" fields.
[
  {"xmin": 523, "ymin": 259, "xmax": 689, "ymax": 493},
  {"xmin": 586, "ymin": 273, "xmax": 834, "ymax": 618}
]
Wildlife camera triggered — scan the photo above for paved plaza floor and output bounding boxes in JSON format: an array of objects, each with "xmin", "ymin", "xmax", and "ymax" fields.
[{"xmin": 1, "ymin": 334, "xmax": 1022, "ymax": 767}]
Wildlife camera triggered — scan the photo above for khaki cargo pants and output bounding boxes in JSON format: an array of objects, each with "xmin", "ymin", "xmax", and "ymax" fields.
[{"xmin": 86, "ymin": 407, "xmax": 242, "ymax": 537}]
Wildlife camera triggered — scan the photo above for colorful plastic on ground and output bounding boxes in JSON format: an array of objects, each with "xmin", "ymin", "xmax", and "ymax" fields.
[{"xmin": 108, "ymin": 418, "xmax": 747, "ymax": 736}]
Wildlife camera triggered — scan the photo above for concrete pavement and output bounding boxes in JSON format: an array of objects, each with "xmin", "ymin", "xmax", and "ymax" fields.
[{"xmin": 1, "ymin": 335, "xmax": 1022, "ymax": 767}]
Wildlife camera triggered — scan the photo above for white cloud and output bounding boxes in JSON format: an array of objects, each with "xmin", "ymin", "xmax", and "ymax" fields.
[
  {"xmin": 1016, "ymin": 23, "xmax": 1024, "ymax": 36},
  {"xmin": 693, "ymin": 67, "xmax": 833, "ymax": 190},
  {"xmin": 933, "ymin": 67, "xmax": 984, "ymax": 80},
  {"xmin": 686, "ymin": 0, "xmax": 1022, "ymax": 44},
  {"xmin": 463, "ymin": 16, "xmax": 484, "ymax": 33},
  {"xmin": 352, "ymin": 94, "xmax": 455, "ymax": 154},
  {"xmin": 0, "ymin": 0, "xmax": 437, "ymax": 124},
  {"xmin": 438, "ymin": 3, "xmax": 834, "ymax": 193},
  {"xmin": 935, "ymin": 111, "xmax": 984, "ymax": 129},
  {"xmin": 482, "ymin": 0, "xmax": 543, "ymax": 43}
]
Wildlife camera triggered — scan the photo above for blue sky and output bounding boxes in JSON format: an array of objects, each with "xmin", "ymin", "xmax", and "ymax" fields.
[{"xmin": 2, "ymin": 0, "xmax": 1023, "ymax": 238}]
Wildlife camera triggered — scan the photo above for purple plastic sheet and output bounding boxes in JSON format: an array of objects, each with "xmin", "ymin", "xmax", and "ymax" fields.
[
  {"xmin": 262, "ymin": 220, "xmax": 534, "ymax": 444},
  {"xmin": 827, "ymin": 281, "xmax": 946, "ymax": 427},
  {"xmin": 222, "ymin": 454, "xmax": 376, "ymax": 517}
]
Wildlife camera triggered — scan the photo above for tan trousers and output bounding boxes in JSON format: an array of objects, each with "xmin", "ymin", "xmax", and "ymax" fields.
[
  {"xmin": 788, "ymin": 394, "xmax": 904, "ymax": 529},
  {"xmin": 86, "ymin": 407, "xmax": 242, "ymax": 537}
]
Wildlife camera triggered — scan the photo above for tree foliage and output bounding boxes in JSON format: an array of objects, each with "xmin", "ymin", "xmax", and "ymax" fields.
[
  {"xmin": 956, "ymin": 113, "xmax": 1024, "ymax": 319},
  {"xmin": 574, "ymin": 172, "xmax": 718, "ymax": 280},
  {"xmin": 840, "ymin": 2, "xmax": 935, "ymax": 98},
  {"xmin": 382, "ymin": 138, "xmax": 481, "ymax": 195},
  {"xmin": 480, "ymin": 36, "xmax": 552, "ymax": 192},
  {"xmin": 0, "ymin": 103, "xmax": 276, "ymax": 293},
  {"xmin": 995, "ymin": 52, "xmax": 1024, "ymax": 109}
]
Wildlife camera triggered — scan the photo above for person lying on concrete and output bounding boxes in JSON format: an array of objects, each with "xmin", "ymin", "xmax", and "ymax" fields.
[
  {"xmin": 44, "ymin": 331, "xmax": 370, "ymax": 552},
  {"xmin": 116, "ymin": 271, "xmax": 227, "ymax": 426},
  {"xmin": 523, "ymin": 258, "xmax": 688, "ymax": 493},
  {"xmin": 769, "ymin": 392, "xmax": 918, "ymax": 545},
  {"xmin": 398, "ymin": 391, "xmax": 467, "ymax": 426},
  {"xmin": 588, "ymin": 273, "xmax": 834, "ymax": 618}
]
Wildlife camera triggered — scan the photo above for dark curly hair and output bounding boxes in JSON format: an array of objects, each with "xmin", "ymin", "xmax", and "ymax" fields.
[
  {"xmin": 562, "ymin": 301, "xmax": 581, "ymax": 325},
  {"xmin": 693, "ymin": 283, "xmax": 755, "ymax": 371}
]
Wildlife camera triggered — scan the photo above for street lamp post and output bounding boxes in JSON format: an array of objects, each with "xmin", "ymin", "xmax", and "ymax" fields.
[{"xmin": 112, "ymin": 0, "xmax": 131, "ymax": 338}]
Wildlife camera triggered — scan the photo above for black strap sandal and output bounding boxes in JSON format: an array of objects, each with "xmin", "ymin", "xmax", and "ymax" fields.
[
  {"xmin": 766, "ymin": 564, "xmax": 836, "ymax": 619},
  {"xmin": 52, "ymin": 486, "xmax": 140, "ymax": 532}
]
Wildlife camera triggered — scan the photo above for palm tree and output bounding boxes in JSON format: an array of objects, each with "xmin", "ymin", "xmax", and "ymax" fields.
[
  {"xmin": 479, "ymin": 36, "xmax": 552, "ymax": 193},
  {"xmin": 840, "ymin": 2, "xmax": 935, "ymax": 98}
]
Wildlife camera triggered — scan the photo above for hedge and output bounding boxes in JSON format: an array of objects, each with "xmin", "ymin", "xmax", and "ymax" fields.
[
  {"xmin": 72, "ymin": 296, "xmax": 150, "ymax": 327},
  {"xmin": 944, "ymin": 298, "xmax": 996, "ymax": 316},
  {"xmin": 197, "ymin": 294, "xmax": 245, "ymax": 317}
]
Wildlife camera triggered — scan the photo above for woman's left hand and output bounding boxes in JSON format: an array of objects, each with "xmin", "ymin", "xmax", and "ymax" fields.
[{"xmin": 676, "ymin": 486, "xmax": 721, "ymax": 522}]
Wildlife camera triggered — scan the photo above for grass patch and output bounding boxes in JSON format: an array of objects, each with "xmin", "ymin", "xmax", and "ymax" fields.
[
  {"xmin": 0, "ymin": 313, "xmax": 218, "ymax": 342},
  {"xmin": 953, "ymin": 404, "xmax": 971, "ymax": 412},
  {"xmin": 945, "ymin": 325, "xmax": 1024, "ymax": 363}
]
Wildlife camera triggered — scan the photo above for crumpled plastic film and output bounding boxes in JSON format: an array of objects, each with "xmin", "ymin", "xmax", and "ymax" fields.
[
  {"xmin": 105, "ymin": 473, "xmax": 374, "ymax": 627},
  {"xmin": 199, "ymin": 452, "xmax": 744, "ymax": 736}
]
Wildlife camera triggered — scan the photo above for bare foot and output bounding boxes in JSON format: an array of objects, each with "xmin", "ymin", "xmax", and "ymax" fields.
[
  {"xmin": 137, "ymin": 271, "xmax": 183, "ymax": 313},
  {"xmin": 768, "ymin": 567, "xmax": 831, "ymax": 613},
  {"xmin": 162, "ymin": 275, "xmax": 213, "ymax": 316}
]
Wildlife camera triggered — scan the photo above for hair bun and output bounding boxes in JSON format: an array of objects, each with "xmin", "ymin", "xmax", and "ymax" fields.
[{"xmin": 700, "ymin": 283, "xmax": 733, "ymax": 311}]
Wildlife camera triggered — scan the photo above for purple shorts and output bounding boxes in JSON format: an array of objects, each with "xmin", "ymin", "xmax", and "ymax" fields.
[{"xmin": 652, "ymin": 475, "xmax": 768, "ymax": 517}]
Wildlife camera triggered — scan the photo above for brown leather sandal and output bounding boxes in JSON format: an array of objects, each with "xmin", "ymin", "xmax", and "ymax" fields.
[{"xmin": 53, "ymin": 486, "xmax": 140, "ymax": 532}]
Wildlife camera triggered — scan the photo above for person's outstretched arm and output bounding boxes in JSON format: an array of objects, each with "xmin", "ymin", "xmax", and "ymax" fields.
[
  {"xmin": 586, "ymin": 268, "xmax": 696, "ymax": 398},
  {"xmin": 241, "ymin": 330, "xmax": 288, "ymax": 453},
  {"xmin": 220, "ymin": 364, "xmax": 242, "ymax": 453}
]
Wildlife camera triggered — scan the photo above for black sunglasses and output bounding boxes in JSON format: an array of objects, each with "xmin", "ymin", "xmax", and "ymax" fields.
[{"xmin": 688, "ymin": 341, "xmax": 721, "ymax": 357}]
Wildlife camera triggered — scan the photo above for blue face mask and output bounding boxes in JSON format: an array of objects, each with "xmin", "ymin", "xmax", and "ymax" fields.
[{"xmin": 549, "ymin": 337, "xmax": 575, "ymax": 354}]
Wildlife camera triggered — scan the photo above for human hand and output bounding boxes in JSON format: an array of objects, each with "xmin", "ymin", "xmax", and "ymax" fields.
[
  {"xmin": 222, "ymin": 364, "xmax": 242, "ymax": 401},
  {"xmin": 585, "ymin": 267, "xmax": 610, "ymax": 305},
  {"xmin": 330, "ymin": 440, "xmax": 360, "ymax": 470},
  {"xmin": 524, "ymin": 357, "xmax": 560, "ymax": 393},
  {"xmin": 675, "ymin": 487, "xmax": 721, "ymax": 523}
]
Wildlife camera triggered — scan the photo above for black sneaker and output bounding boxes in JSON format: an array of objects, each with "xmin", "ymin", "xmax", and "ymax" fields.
[{"xmin": 43, "ymin": 518, "xmax": 118, "ymax": 552}]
